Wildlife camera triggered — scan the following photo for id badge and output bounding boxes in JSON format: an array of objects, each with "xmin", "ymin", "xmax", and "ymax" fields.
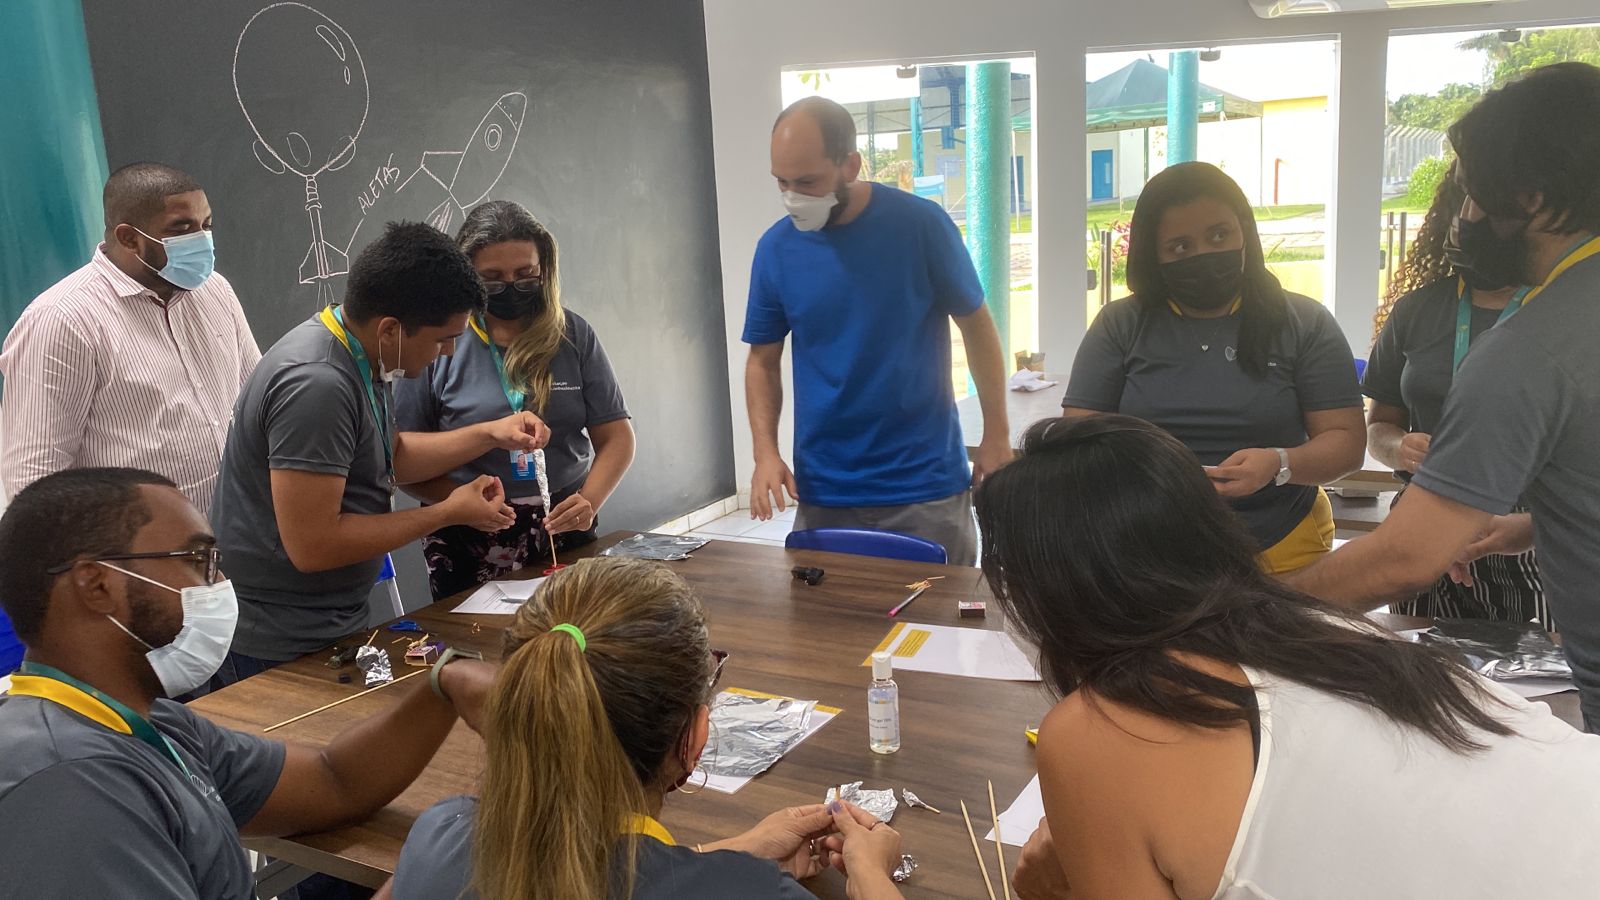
[{"xmin": 509, "ymin": 449, "xmax": 537, "ymax": 481}]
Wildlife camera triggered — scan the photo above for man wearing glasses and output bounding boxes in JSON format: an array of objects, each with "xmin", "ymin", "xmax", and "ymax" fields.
[{"xmin": 0, "ymin": 467, "xmax": 496, "ymax": 899}]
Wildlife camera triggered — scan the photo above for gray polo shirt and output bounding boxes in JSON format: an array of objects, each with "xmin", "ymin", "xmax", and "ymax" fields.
[
  {"xmin": 213, "ymin": 315, "xmax": 394, "ymax": 660},
  {"xmin": 1064, "ymin": 292, "xmax": 1362, "ymax": 548},
  {"xmin": 393, "ymin": 795, "xmax": 813, "ymax": 900},
  {"xmin": 0, "ymin": 694, "xmax": 284, "ymax": 898},
  {"xmin": 394, "ymin": 311, "xmax": 629, "ymax": 500},
  {"xmin": 1413, "ymin": 250, "xmax": 1600, "ymax": 728}
]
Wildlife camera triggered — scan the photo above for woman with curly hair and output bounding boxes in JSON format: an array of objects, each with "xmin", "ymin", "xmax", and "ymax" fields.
[{"xmin": 1363, "ymin": 164, "xmax": 1547, "ymax": 627}]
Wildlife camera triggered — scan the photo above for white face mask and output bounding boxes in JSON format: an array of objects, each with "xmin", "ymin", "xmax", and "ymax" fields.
[
  {"xmin": 781, "ymin": 190, "xmax": 838, "ymax": 232},
  {"xmin": 100, "ymin": 563, "xmax": 238, "ymax": 698}
]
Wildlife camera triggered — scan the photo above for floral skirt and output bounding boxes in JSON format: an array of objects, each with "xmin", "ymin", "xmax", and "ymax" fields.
[{"xmin": 420, "ymin": 494, "xmax": 598, "ymax": 602}]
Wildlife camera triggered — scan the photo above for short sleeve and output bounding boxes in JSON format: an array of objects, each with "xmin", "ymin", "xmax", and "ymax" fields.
[
  {"xmin": 392, "ymin": 365, "xmax": 440, "ymax": 433},
  {"xmin": 393, "ymin": 796, "xmax": 477, "ymax": 900},
  {"xmin": 263, "ymin": 362, "xmax": 362, "ymax": 475},
  {"xmin": 1061, "ymin": 305, "xmax": 1132, "ymax": 412},
  {"xmin": 1411, "ymin": 330, "xmax": 1565, "ymax": 515},
  {"xmin": 741, "ymin": 236, "xmax": 790, "ymax": 345},
  {"xmin": 1362, "ymin": 298, "xmax": 1408, "ymax": 410},
  {"xmin": 575, "ymin": 323, "xmax": 630, "ymax": 426},
  {"xmin": 154, "ymin": 702, "xmax": 286, "ymax": 828},
  {"xmin": 0, "ymin": 761, "xmax": 203, "ymax": 899},
  {"xmin": 922, "ymin": 204, "xmax": 984, "ymax": 317},
  {"xmin": 1291, "ymin": 300, "xmax": 1363, "ymax": 412}
]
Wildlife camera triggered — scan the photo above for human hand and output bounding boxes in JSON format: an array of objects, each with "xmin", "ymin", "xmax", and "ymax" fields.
[
  {"xmin": 818, "ymin": 800, "xmax": 902, "ymax": 896},
  {"xmin": 481, "ymin": 411, "xmax": 550, "ymax": 452},
  {"xmin": 1448, "ymin": 513, "xmax": 1535, "ymax": 587},
  {"xmin": 712, "ymin": 804, "xmax": 836, "ymax": 880},
  {"xmin": 1207, "ymin": 448, "xmax": 1282, "ymax": 498},
  {"xmin": 1398, "ymin": 432, "xmax": 1432, "ymax": 473},
  {"xmin": 971, "ymin": 434, "xmax": 1014, "ymax": 486},
  {"xmin": 434, "ymin": 658, "xmax": 495, "ymax": 734},
  {"xmin": 750, "ymin": 455, "xmax": 799, "ymax": 520},
  {"xmin": 1013, "ymin": 817, "xmax": 1072, "ymax": 899},
  {"xmin": 445, "ymin": 475, "xmax": 515, "ymax": 532},
  {"xmin": 543, "ymin": 492, "xmax": 595, "ymax": 535}
]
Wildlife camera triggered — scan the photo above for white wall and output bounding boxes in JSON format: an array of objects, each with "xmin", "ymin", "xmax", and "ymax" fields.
[{"xmin": 703, "ymin": 0, "xmax": 1600, "ymax": 492}]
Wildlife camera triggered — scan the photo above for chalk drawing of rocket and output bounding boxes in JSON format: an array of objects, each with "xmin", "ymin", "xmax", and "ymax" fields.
[{"xmin": 398, "ymin": 92, "xmax": 528, "ymax": 232}]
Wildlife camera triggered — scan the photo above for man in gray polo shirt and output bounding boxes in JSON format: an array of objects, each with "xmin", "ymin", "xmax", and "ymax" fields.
[
  {"xmin": 1289, "ymin": 63, "xmax": 1600, "ymax": 729},
  {"xmin": 0, "ymin": 468, "xmax": 494, "ymax": 898},
  {"xmin": 212, "ymin": 223, "xmax": 549, "ymax": 683}
]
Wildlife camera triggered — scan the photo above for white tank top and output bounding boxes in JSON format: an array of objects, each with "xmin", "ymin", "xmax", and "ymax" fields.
[{"xmin": 1214, "ymin": 667, "xmax": 1600, "ymax": 899}]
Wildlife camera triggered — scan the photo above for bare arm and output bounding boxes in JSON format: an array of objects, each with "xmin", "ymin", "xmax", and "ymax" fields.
[
  {"xmin": 1286, "ymin": 484, "xmax": 1492, "ymax": 611},
  {"xmin": 953, "ymin": 306, "xmax": 1012, "ymax": 481},
  {"xmin": 270, "ymin": 470, "xmax": 512, "ymax": 572},
  {"xmin": 1366, "ymin": 400, "xmax": 1411, "ymax": 473},
  {"xmin": 745, "ymin": 342, "xmax": 798, "ymax": 519},
  {"xmin": 400, "ymin": 476, "xmax": 459, "ymax": 506},
  {"xmin": 242, "ymin": 660, "xmax": 494, "ymax": 837},
  {"xmin": 544, "ymin": 419, "xmax": 636, "ymax": 535},
  {"xmin": 1209, "ymin": 406, "xmax": 1366, "ymax": 498},
  {"xmin": 393, "ymin": 411, "xmax": 549, "ymax": 485}
]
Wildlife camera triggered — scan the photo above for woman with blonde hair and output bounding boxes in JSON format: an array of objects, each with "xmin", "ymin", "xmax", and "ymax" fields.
[
  {"xmin": 383, "ymin": 557, "xmax": 906, "ymax": 900},
  {"xmin": 395, "ymin": 201, "xmax": 636, "ymax": 600}
]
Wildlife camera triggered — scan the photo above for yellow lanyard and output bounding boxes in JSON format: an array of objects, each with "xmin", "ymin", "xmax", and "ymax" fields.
[
  {"xmin": 8, "ymin": 663, "xmax": 192, "ymax": 775},
  {"xmin": 1518, "ymin": 234, "xmax": 1600, "ymax": 306},
  {"xmin": 626, "ymin": 814, "xmax": 676, "ymax": 846}
]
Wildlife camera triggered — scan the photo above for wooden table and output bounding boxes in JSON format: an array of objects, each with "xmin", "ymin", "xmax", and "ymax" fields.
[
  {"xmin": 192, "ymin": 535, "xmax": 1581, "ymax": 895},
  {"xmin": 194, "ymin": 535, "xmax": 1048, "ymax": 898}
]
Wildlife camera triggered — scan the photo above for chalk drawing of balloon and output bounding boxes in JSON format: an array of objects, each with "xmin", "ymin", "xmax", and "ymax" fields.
[{"xmin": 233, "ymin": 2, "xmax": 368, "ymax": 300}]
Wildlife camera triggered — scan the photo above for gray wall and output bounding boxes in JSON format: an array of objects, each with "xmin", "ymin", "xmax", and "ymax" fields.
[{"xmin": 81, "ymin": 0, "xmax": 734, "ymax": 608}]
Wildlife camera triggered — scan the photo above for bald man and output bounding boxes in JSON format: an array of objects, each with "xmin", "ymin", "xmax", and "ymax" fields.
[
  {"xmin": 0, "ymin": 162, "xmax": 259, "ymax": 515},
  {"xmin": 742, "ymin": 96, "xmax": 1010, "ymax": 565}
]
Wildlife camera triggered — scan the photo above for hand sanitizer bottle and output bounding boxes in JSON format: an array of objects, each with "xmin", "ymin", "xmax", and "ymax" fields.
[{"xmin": 868, "ymin": 651, "xmax": 901, "ymax": 754}]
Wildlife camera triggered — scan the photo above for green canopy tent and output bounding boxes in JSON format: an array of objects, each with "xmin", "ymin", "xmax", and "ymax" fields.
[{"xmin": 1085, "ymin": 58, "xmax": 1262, "ymax": 133}]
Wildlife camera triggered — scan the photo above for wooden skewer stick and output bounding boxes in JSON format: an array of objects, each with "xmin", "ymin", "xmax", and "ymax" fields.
[
  {"xmin": 263, "ymin": 669, "xmax": 427, "ymax": 733},
  {"xmin": 364, "ymin": 629, "xmax": 380, "ymax": 647},
  {"xmin": 988, "ymin": 780, "xmax": 1012, "ymax": 900},
  {"xmin": 960, "ymin": 799, "xmax": 999, "ymax": 900}
]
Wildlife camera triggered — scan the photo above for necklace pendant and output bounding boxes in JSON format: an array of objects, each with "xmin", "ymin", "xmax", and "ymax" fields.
[{"xmin": 1201, "ymin": 344, "xmax": 1210, "ymax": 351}]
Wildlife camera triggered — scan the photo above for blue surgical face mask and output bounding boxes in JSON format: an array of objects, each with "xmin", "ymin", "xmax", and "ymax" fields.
[{"xmin": 131, "ymin": 227, "xmax": 216, "ymax": 291}]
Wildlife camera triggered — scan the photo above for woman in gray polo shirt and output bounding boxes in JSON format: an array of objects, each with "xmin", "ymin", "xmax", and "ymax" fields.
[
  {"xmin": 1063, "ymin": 163, "xmax": 1365, "ymax": 574},
  {"xmin": 381, "ymin": 558, "xmax": 907, "ymax": 900},
  {"xmin": 395, "ymin": 201, "xmax": 636, "ymax": 600},
  {"xmin": 1364, "ymin": 169, "xmax": 1546, "ymax": 626}
]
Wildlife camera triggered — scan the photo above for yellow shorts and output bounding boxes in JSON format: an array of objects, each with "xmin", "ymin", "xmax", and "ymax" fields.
[{"xmin": 1259, "ymin": 489, "xmax": 1334, "ymax": 576}]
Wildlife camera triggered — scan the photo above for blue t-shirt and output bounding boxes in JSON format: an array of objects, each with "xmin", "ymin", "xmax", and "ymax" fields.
[{"xmin": 742, "ymin": 184, "xmax": 983, "ymax": 507}]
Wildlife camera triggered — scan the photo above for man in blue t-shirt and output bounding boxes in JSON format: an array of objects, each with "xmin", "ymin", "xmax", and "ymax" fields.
[{"xmin": 742, "ymin": 97, "xmax": 1011, "ymax": 566}]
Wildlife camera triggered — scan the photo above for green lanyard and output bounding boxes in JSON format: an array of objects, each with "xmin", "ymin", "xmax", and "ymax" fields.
[
  {"xmin": 320, "ymin": 305, "xmax": 395, "ymax": 485},
  {"xmin": 13, "ymin": 661, "xmax": 193, "ymax": 777},
  {"xmin": 1452, "ymin": 278, "xmax": 1527, "ymax": 374},
  {"xmin": 470, "ymin": 316, "xmax": 526, "ymax": 412}
]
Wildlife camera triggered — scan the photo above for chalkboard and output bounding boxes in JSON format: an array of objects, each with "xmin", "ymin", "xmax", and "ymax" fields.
[{"xmin": 80, "ymin": 0, "xmax": 736, "ymax": 552}]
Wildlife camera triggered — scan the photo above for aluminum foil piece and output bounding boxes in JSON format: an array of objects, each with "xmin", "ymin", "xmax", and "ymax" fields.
[
  {"xmin": 824, "ymin": 782, "xmax": 899, "ymax": 824},
  {"xmin": 902, "ymin": 789, "xmax": 941, "ymax": 813},
  {"xmin": 1417, "ymin": 619, "xmax": 1572, "ymax": 681},
  {"xmin": 891, "ymin": 854, "xmax": 918, "ymax": 883},
  {"xmin": 600, "ymin": 532, "xmax": 710, "ymax": 561},
  {"xmin": 355, "ymin": 644, "xmax": 393, "ymax": 687},
  {"xmin": 701, "ymin": 693, "xmax": 816, "ymax": 778},
  {"xmin": 532, "ymin": 448, "xmax": 553, "ymax": 512}
]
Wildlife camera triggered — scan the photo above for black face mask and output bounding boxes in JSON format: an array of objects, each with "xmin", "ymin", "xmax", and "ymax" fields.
[
  {"xmin": 484, "ymin": 282, "xmax": 544, "ymax": 320},
  {"xmin": 1445, "ymin": 215, "xmax": 1527, "ymax": 293},
  {"xmin": 1159, "ymin": 249, "xmax": 1245, "ymax": 311}
]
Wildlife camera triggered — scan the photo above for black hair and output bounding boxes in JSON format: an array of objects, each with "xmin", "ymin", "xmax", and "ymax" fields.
[
  {"xmin": 343, "ymin": 221, "xmax": 485, "ymax": 329},
  {"xmin": 0, "ymin": 468, "xmax": 177, "ymax": 642},
  {"xmin": 974, "ymin": 415, "xmax": 1513, "ymax": 753},
  {"xmin": 457, "ymin": 200, "xmax": 550, "ymax": 260},
  {"xmin": 773, "ymin": 96, "xmax": 857, "ymax": 164},
  {"xmin": 102, "ymin": 162, "xmax": 203, "ymax": 235},
  {"xmin": 1125, "ymin": 162, "xmax": 1288, "ymax": 377},
  {"xmin": 1449, "ymin": 62, "xmax": 1600, "ymax": 233}
]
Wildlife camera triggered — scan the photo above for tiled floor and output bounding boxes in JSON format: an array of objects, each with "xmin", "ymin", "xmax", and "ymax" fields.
[{"xmin": 687, "ymin": 506, "xmax": 796, "ymax": 548}]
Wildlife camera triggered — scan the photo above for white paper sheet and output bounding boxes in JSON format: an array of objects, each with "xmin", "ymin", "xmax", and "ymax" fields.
[
  {"xmin": 867, "ymin": 622, "xmax": 1041, "ymax": 682},
  {"xmin": 985, "ymin": 774, "xmax": 1043, "ymax": 847},
  {"xmin": 450, "ymin": 577, "xmax": 547, "ymax": 615},
  {"xmin": 695, "ymin": 688, "xmax": 841, "ymax": 794}
]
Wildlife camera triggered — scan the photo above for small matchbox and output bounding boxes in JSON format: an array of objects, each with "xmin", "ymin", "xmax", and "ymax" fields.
[{"xmin": 958, "ymin": 600, "xmax": 986, "ymax": 618}]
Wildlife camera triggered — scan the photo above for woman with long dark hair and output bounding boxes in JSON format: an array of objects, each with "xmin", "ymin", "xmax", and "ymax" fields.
[
  {"xmin": 395, "ymin": 201, "xmax": 636, "ymax": 600},
  {"xmin": 984, "ymin": 416, "xmax": 1599, "ymax": 899},
  {"xmin": 1364, "ymin": 166, "xmax": 1547, "ymax": 627},
  {"xmin": 1063, "ymin": 162, "xmax": 1365, "ymax": 574}
]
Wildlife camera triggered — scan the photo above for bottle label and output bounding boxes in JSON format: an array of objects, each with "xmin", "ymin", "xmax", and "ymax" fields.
[{"xmin": 868, "ymin": 695, "xmax": 899, "ymax": 742}]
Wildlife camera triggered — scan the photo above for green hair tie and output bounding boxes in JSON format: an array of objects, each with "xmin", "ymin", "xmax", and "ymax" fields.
[{"xmin": 549, "ymin": 623, "xmax": 586, "ymax": 653}]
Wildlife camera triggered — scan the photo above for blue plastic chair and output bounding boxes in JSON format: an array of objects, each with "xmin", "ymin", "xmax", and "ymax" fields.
[
  {"xmin": 785, "ymin": 528, "xmax": 948, "ymax": 565},
  {"xmin": 1353, "ymin": 357, "xmax": 1368, "ymax": 382},
  {"xmin": 0, "ymin": 605, "xmax": 24, "ymax": 676}
]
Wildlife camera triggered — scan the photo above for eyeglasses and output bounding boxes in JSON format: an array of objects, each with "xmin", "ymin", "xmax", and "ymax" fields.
[
  {"xmin": 710, "ymin": 649, "xmax": 729, "ymax": 691},
  {"xmin": 47, "ymin": 547, "xmax": 223, "ymax": 585},
  {"xmin": 482, "ymin": 276, "xmax": 543, "ymax": 296}
]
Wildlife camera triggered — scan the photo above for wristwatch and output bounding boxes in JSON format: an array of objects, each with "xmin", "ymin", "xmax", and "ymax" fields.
[
  {"xmin": 1271, "ymin": 448, "xmax": 1292, "ymax": 486},
  {"xmin": 430, "ymin": 647, "xmax": 484, "ymax": 700}
]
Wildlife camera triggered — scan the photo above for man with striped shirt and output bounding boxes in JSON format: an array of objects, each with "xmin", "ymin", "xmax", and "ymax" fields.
[{"xmin": 0, "ymin": 162, "xmax": 259, "ymax": 515}]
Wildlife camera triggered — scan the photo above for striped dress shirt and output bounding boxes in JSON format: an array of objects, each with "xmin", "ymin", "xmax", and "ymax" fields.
[{"xmin": 0, "ymin": 246, "xmax": 260, "ymax": 514}]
